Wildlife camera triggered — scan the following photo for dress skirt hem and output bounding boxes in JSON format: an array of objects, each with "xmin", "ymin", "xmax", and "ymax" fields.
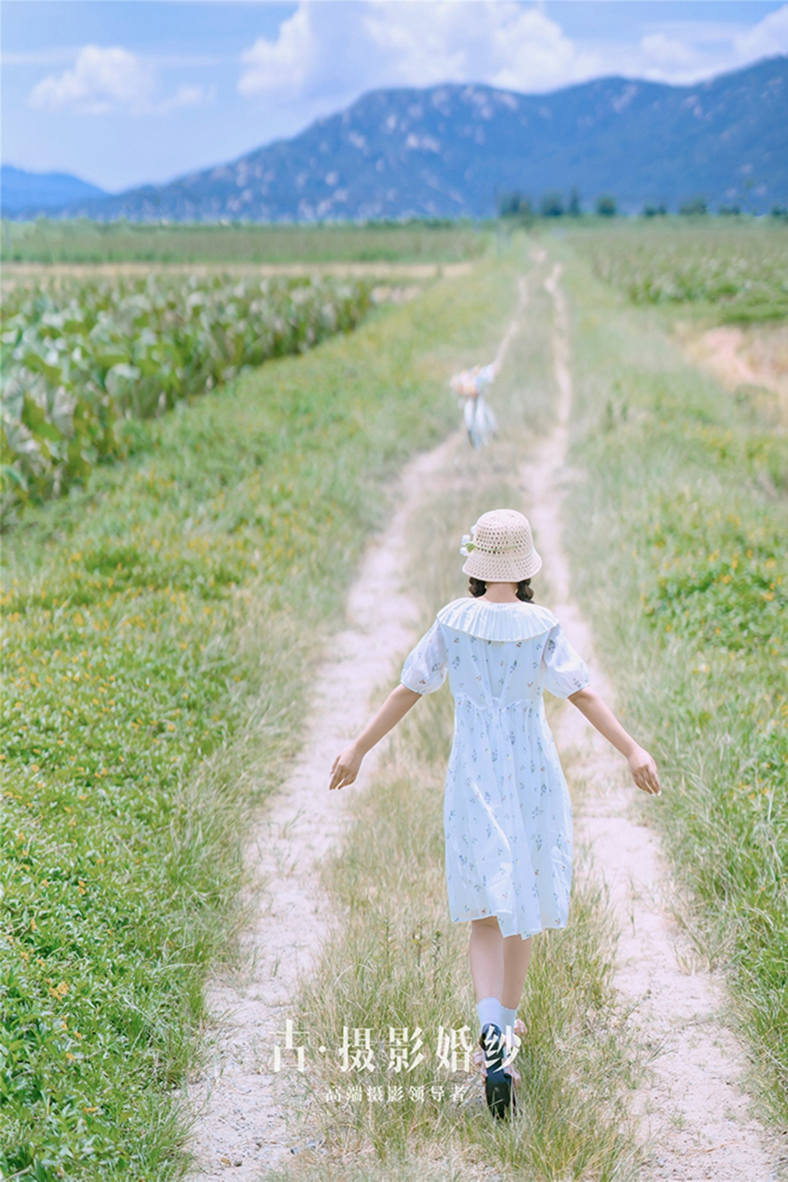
[{"xmin": 448, "ymin": 913, "xmax": 568, "ymax": 940}]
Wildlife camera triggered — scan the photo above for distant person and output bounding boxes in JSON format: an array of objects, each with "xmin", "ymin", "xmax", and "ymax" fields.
[
  {"xmin": 450, "ymin": 362, "xmax": 498, "ymax": 448},
  {"xmin": 329, "ymin": 508, "xmax": 661, "ymax": 1120}
]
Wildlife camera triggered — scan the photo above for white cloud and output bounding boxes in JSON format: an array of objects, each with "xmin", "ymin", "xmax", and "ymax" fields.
[
  {"xmin": 636, "ymin": 4, "xmax": 788, "ymax": 84},
  {"xmin": 236, "ymin": 0, "xmax": 788, "ymax": 128},
  {"xmin": 28, "ymin": 44, "xmax": 214, "ymax": 116},
  {"xmin": 237, "ymin": 1, "xmax": 601, "ymax": 109},
  {"xmin": 30, "ymin": 45, "xmax": 156, "ymax": 115},
  {"xmin": 640, "ymin": 32, "xmax": 705, "ymax": 73},
  {"xmin": 367, "ymin": 2, "xmax": 600, "ymax": 90},
  {"xmin": 735, "ymin": 3, "xmax": 788, "ymax": 59},
  {"xmin": 239, "ymin": 7, "xmax": 314, "ymax": 96},
  {"xmin": 159, "ymin": 83, "xmax": 216, "ymax": 113}
]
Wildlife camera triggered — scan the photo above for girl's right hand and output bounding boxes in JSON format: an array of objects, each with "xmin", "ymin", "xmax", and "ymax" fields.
[
  {"xmin": 330, "ymin": 743, "xmax": 363, "ymax": 791},
  {"xmin": 627, "ymin": 745, "xmax": 662, "ymax": 796}
]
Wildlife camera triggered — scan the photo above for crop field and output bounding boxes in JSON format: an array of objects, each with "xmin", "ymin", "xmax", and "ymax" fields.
[
  {"xmin": 1, "ymin": 222, "xmax": 786, "ymax": 1179},
  {"xmin": 1, "ymin": 219, "xmax": 490, "ymax": 265},
  {"xmin": 0, "ymin": 273, "xmax": 371, "ymax": 514},
  {"xmin": 572, "ymin": 220, "xmax": 788, "ymax": 322}
]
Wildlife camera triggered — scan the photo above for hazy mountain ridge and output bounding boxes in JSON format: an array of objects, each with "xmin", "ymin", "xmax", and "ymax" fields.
[
  {"xmin": 8, "ymin": 56, "xmax": 788, "ymax": 222},
  {"xmin": 1, "ymin": 165, "xmax": 107, "ymax": 214}
]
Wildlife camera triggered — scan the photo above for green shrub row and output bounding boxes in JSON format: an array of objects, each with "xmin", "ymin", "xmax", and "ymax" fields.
[
  {"xmin": 0, "ymin": 274, "xmax": 370, "ymax": 513},
  {"xmin": 1, "ymin": 219, "xmax": 489, "ymax": 265}
]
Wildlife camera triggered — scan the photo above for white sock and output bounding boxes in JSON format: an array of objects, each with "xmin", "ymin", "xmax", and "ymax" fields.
[
  {"xmin": 476, "ymin": 996, "xmax": 502, "ymax": 1031},
  {"xmin": 501, "ymin": 1005, "xmax": 518, "ymax": 1035}
]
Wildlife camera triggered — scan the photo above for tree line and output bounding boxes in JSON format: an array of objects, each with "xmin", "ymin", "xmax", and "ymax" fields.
[{"xmin": 496, "ymin": 189, "xmax": 788, "ymax": 221}]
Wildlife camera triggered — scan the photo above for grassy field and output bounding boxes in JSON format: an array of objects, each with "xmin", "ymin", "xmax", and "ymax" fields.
[
  {"xmin": 557, "ymin": 234, "xmax": 788, "ymax": 1125},
  {"xmin": 569, "ymin": 219, "xmax": 788, "ymax": 323},
  {"xmin": 1, "ymin": 220, "xmax": 490, "ymax": 265},
  {"xmin": 0, "ymin": 262, "xmax": 515, "ymax": 1180}
]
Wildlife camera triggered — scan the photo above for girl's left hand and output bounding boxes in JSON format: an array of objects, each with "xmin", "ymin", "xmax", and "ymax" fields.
[{"xmin": 330, "ymin": 744, "xmax": 363, "ymax": 791}]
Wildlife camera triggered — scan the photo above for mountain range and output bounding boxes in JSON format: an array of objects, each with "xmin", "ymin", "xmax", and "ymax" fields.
[
  {"xmin": 4, "ymin": 56, "xmax": 787, "ymax": 222},
  {"xmin": 1, "ymin": 165, "xmax": 107, "ymax": 215}
]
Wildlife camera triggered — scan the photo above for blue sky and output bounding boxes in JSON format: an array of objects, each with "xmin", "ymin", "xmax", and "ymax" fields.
[{"xmin": 3, "ymin": 1, "xmax": 787, "ymax": 193}]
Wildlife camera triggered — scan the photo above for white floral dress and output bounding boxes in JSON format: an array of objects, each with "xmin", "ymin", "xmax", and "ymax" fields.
[{"xmin": 400, "ymin": 597, "xmax": 590, "ymax": 940}]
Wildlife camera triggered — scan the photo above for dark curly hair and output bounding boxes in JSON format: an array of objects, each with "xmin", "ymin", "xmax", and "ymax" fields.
[{"xmin": 468, "ymin": 576, "xmax": 534, "ymax": 603}]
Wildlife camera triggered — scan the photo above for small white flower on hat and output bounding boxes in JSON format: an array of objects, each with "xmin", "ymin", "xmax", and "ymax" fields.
[{"xmin": 459, "ymin": 525, "xmax": 477, "ymax": 557}]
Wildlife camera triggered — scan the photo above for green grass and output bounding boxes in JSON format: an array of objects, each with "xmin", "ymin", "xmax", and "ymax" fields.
[
  {"xmin": 1, "ymin": 220, "xmax": 490, "ymax": 265},
  {"xmin": 263, "ymin": 254, "xmax": 647, "ymax": 1182},
  {"xmin": 0, "ymin": 259, "xmax": 516, "ymax": 1180},
  {"xmin": 557, "ymin": 240, "xmax": 788, "ymax": 1126},
  {"xmin": 567, "ymin": 220, "xmax": 788, "ymax": 322}
]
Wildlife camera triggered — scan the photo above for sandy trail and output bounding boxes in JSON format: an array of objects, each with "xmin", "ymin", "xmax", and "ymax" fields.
[
  {"xmin": 2, "ymin": 260, "xmax": 474, "ymax": 282},
  {"xmin": 180, "ymin": 277, "xmax": 532, "ymax": 1176},
  {"xmin": 181, "ymin": 432, "xmax": 461, "ymax": 1178},
  {"xmin": 526, "ymin": 263, "xmax": 779, "ymax": 1181}
]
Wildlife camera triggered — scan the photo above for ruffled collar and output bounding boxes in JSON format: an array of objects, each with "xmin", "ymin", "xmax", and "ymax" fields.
[{"xmin": 436, "ymin": 597, "xmax": 558, "ymax": 642}]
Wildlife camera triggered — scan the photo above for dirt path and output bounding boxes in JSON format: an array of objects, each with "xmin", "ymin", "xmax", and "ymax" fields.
[
  {"xmin": 525, "ymin": 263, "xmax": 779, "ymax": 1181},
  {"xmin": 181, "ymin": 431, "xmax": 462, "ymax": 1178},
  {"xmin": 2, "ymin": 260, "xmax": 474, "ymax": 282},
  {"xmin": 180, "ymin": 275, "xmax": 533, "ymax": 1175}
]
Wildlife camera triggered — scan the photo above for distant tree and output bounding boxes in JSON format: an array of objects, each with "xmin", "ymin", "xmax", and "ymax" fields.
[
  {"xmin": 496, "ymin": 190, "xmax": 534, "ymax": 224},
  {"xmin": 595, "ymin": 194, "xmax": 617, "ymax": 218},
  {"xmin": 567, "ymin": 186, "xmax": 582, "ymax": 217},
  {"xmin": 540, "ymin": 191, "xmax": 564, "ymax": 218},
  {"xmin": 718, "ymin": 204, "xmax": 742, "ymax": 217},
  {"xmin": 679, "ymin": 198, "xmax": 708, "ymax": 216},
  {"xmin": 770, "ymin": 204, "xmax": 787, "ymax": 220},
  {"xmin": 497, "ymin": 191, "xmax": 517, "ymax": 218},
  {"xmin": 642, "ymin": 202, "xmax": 667, "ymax": 217}
]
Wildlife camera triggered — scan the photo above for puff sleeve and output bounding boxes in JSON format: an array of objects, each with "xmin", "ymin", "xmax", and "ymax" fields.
[
  {"xmin": 541, "ymin": 623, "xmax": 591, "ymax": 699},
  {"xmin": 401, "ymin": 620, "xmax": 449, "ymax": 695}
]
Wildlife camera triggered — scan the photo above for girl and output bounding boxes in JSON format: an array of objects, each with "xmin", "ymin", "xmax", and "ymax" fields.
[{"xmin": 329, "ymin": 508, "xmax": 661, "ymax": 1120}]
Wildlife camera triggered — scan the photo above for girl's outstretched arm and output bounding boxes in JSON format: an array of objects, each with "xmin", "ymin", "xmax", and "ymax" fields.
[
  {"xmin": 567, "ymin": 687, "xmax": 662, "ymax": 796},
  {"xmin": 329, "ymin": 684, "xmax": 422, "ymax": 791}
]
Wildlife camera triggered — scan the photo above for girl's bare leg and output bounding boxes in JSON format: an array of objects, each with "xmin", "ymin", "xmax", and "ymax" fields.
[
  {"xmin": 502, "ymin": 934, "xmax": 532, "ymax": 1010},
  {"xmin": 469, "ymin": 916, "xmax": 503, "ymax": 1001},
  {"xmin": 470, "ymin": 919, "xmax": 533, "ymax": 1010}
]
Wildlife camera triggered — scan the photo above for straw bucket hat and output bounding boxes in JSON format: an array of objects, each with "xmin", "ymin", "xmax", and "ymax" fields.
[{"xmin": 460, "ymin": 509, "xmax": 542, "ymax": 582}]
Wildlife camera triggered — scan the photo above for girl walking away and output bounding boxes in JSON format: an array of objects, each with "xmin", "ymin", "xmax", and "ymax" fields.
[{"xmin": 329, "ymin": 509, "xmax": 661, "ymax": 1121}]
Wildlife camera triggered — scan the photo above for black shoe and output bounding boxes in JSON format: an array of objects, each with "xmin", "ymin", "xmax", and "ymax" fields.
[{"xmin": 479, "ymin": 1023, "xmax": 513, "ymax": 1120}]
